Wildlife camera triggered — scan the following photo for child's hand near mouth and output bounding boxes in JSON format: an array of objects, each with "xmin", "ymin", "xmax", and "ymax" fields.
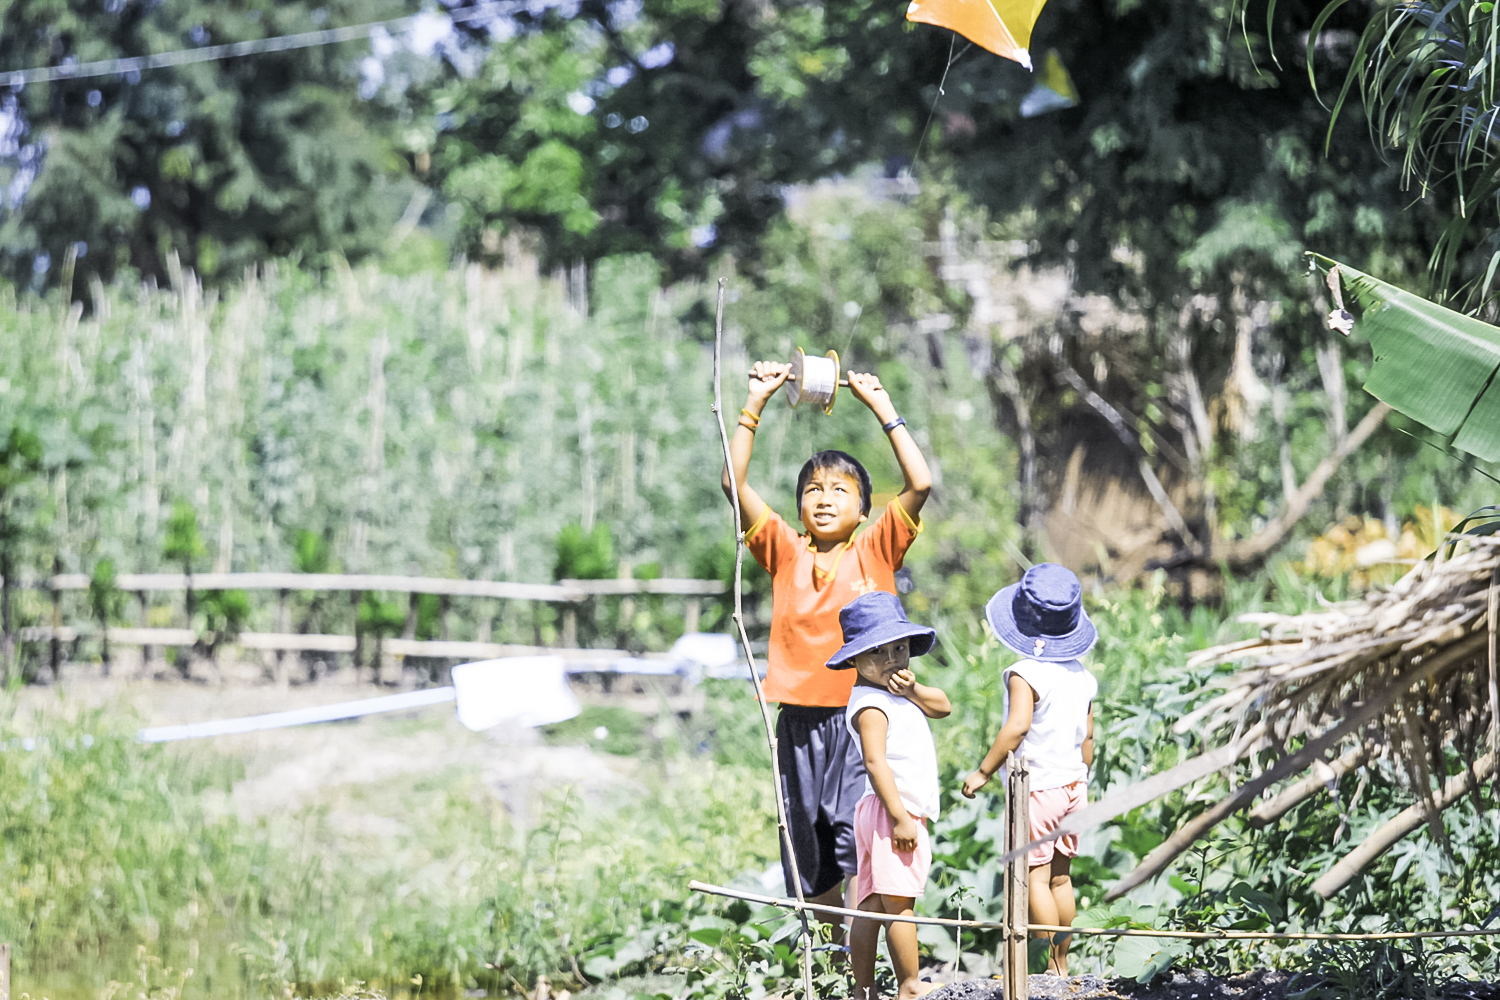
[{"xmin": 886, "ymin": 668, "xmax": 916, "ymax": 698}]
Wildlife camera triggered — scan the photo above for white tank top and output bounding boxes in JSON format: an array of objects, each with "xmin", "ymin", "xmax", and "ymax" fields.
[
  {"xmin": 1001, "ymin": 658, "xmax": 1097, "ymax": 791},
  {"xmin": 844, "ymin": 685, "xmax": 942, "ymax": 820}
]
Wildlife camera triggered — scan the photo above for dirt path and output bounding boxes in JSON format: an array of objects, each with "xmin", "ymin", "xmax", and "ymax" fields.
[{"xmin": 13, "ymin": 660, "xmax": 635, "ymax": 830}]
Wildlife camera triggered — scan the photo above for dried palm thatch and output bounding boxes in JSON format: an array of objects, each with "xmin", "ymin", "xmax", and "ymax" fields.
[{"xmin": 1101, "ymin": 535, "xmax": 1500, "ymax": 901}]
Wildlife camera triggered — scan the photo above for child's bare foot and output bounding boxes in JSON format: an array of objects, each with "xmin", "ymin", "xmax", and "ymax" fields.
[{"xmin": 896, "ymin": 980, "xmax": 938, "ymax": 1000}]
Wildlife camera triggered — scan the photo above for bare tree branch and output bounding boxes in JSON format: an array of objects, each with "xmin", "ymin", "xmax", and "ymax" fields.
[
  {"xmin": 1219, "ymin": 402, "xmax": 1392, "ymax": 566},
  {"xmin": 1056, "ymin": 363, "xmax": 1201, "ymax": 552}
]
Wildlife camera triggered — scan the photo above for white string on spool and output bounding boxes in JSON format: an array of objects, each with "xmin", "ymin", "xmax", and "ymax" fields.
[{"xmin": 787, "ymin": 348, "xmax": 841, "ymax": 414}]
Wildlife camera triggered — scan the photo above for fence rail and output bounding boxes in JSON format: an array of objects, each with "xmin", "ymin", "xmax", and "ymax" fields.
[
  {"xmin": 4, "ymin": 572, "xmax": 725, "ymax": 601},
  {"xmin": 18, "ymin": 625, "xmax": 671, "ymax": 663}
]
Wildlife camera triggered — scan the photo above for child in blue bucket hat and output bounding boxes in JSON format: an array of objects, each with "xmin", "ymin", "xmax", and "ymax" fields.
[
  {"xmin": 961, "ymin": 563, "xmax": 1098, "ymax": 976},
  {"xmin": 829, "ymin": 591, "xmax": 951, "ymax": 1000}
]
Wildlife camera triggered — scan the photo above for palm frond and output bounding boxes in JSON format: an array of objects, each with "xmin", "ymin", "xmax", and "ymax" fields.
[
  {"xmin": 1312, "ymin": 252, "xmax": 1500, "ymax": 462},
  {"xmin": 1267, "ymin": 0, "xmax": 1500, "ymax": 293}
]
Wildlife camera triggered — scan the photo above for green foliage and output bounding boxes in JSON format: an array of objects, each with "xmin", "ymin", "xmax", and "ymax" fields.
[
  {"xmin": 201, "ymin": 589, "xmax": 251, "ymax": 636},
  {"xmin": 555, "ymin": 522, "xmax": 617, "ymax": 580},
  {"xmin": 293, "ymin": 529, "xmax": 334, "ymax": 575},
  {"xmin": 1315, "ymin": 254, "xmax": 1500, "ymax": 463},
  {"xmin": 163, "ymin": 501, "xmax": 206, "ymax": 571},
  {"xmin": 0, "ymin": 0, "xmax": 420, "ymax": 287},
  {"xmin": 88, "ymin": 557, "xmax": 123, "ymax": 625},
  {"xmin": 1282, "ymin": 0, "xmax": 1500, "ymax": 294},
  {"xmin": 356, "ymin": 592, "xmax": 405, "ymax": 637},
  {"xmin": 543, "ymin": 704, "xmax": 649, "ymax": 756}
]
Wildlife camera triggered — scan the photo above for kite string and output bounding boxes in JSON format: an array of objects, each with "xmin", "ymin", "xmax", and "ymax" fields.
[{"xmin": 910, "ymin": 33, "xmax": 973, "ymax": 174}]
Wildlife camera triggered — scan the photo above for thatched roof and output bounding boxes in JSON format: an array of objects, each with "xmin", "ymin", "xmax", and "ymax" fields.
[{"xmin": 1101, "ymin": 537, "xmax": 1498, "ymax": 900}]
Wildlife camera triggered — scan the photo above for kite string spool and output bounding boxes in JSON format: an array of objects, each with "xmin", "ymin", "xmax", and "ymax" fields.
[{"xmin": 788, "ymin": 348, "xmax": 841, "ymax": 414}]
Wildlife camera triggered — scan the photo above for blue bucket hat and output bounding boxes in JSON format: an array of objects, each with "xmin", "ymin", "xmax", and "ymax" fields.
[
  {"xmin": 826, "ymin": 591, "xmax": 936, "ymax": 669},
  {"xmin": 985, "ymin": 563, "xmax": 1097, "ymax": 662}
]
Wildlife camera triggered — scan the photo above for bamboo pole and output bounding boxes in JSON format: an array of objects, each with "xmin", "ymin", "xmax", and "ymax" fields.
[
  {"xmin": 1313, "ymin": 750, "xmax": 1498, "ymax": 898},
  {"xmin": 1101, "ymin": 632, "xmax": 1489, "ymax": 901},
  {"xmin": 1489, "ymin": 567, "xmax": 1498, "ymax": 758},
  {"xmin": 1004, "ymin": 753, "xmax": 1030, "ymax": 1000},
  {"xmin": 0, "ymin": 941, "xmax": 9, "ymax": 1000},
  {"xmin": 1246, "ymin": 746, "xmax": 1364, "ymax": 828},
  {"xmin": 710, "ymin": 278, "xmax": 816, "ymax": 1000},
  {"xmin": 687, "ymin": 881, "xmax": 1500, "ymax": 940}
]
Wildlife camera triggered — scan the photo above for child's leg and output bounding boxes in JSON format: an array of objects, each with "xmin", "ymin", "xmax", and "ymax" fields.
[
  {"xmin": 880, "ymin": 894, "xmax": 934, "ymax": 1000},
  {"xmin": 1048, "ymin": 854, "xmax": 1076, "ymax": 975},
  {"xmin": 1027, "ymin": 863, "xmax": 1065, "ymax": 974},
  {"xmin": 851, "ymin": 894, "xmax": 883, "ymax": 1000}
]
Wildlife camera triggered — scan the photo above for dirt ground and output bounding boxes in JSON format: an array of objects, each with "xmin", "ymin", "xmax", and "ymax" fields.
[
  {"xmin": 926, "ymin": 970, "xmax": 1500, "ymax": 1000},
  {"xmin": 14, "ymin": 655, "xmax": 637, "ymax": 830}
]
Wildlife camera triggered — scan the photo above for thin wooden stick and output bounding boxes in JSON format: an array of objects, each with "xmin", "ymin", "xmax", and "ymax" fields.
[
  {"xmin": 1488, "ymin": 567, "xmax": 1499, "ymax": 758},
  {"xmin": 711, "ymin": 278, "xmax": 816, "ymax": 1000},
  {"xmin": 687, "ymin": 881, "xmax": 1500, "ymax": 940},
  {"xmin": 1246, "ymin": 745, "xmax": 1365, "ymax": 828},
  {"xmin": 748, "ymin": 370, "xmax": 851, "ymax": 387},
  {"xmin": 1003, "ymin": 753, "xmax": 1030, "ymax": 1000}
]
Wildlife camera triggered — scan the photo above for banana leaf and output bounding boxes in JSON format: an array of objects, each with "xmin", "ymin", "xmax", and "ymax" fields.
[{"xmin": 1311, "ymin": 253, "xmax": 1500, "ymax": 463}]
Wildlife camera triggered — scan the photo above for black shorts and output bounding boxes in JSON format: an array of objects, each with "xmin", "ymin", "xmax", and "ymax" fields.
[{"xmin": 776, "ymin": 704, "xmax": 868, "ymax": 898}]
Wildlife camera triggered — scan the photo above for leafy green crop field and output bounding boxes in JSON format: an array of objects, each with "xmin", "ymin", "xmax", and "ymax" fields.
[{"xmin": 5, "ymin": 570, "xmax": 1497, "ymax": 1000}]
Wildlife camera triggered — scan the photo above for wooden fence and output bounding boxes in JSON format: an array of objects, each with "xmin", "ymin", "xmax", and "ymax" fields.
[{"xmin": 4, "ymin": 572, "xmax": 725, "ymax": 681}]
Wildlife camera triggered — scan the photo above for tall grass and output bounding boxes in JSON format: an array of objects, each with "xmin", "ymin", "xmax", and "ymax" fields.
[
  {"xmin": 1, "ymin": 697, "xmax": 777, "ymax": 998},
  {"xmin": 7, "ymin": 566, "xmax": 1500, "ymax": 995}
]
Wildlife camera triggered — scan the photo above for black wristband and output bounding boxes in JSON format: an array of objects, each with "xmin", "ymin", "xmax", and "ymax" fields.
[{"xmin": 882, "ymin": 416, "xmax": 906, "ymax": 434}]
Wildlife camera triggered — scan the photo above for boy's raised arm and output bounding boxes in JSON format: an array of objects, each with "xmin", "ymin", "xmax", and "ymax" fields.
[
  {"xmin": 722, "ymin": 362, "xmax": 790, "ymax": 529},
  {"xmin": 845, "ymin": 372, "xmax": 932, "ymax": 520}
]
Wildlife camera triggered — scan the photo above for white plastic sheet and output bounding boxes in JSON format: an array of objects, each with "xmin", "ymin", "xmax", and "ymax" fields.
[{"xmin": 451, "ymin": 655, "xmax": 580, "ymax": 731}]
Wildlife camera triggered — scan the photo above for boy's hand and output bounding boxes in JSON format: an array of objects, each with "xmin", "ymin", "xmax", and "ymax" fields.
[
  {"xmin": 846, "ymin": 371, "xmax": 899, "ymax": 424},
  {"xmin": 887, "ymin": 668, "xmax": 917, "ymax": 699},
  {"xmin": 748, "ymin": 361, "xmax": 791, "ymax": 407},
  {"xmin": 961, "ymin": 769, "xmax": 990, "ymax": 799},
  {"xmin": 891, "ymin": 814, "xmax": 920, "ymax": 853}
]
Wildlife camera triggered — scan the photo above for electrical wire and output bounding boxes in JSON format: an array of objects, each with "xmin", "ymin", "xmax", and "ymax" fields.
[{"xmin": 2, "ymin": 0, "xmax": 525, "ymax": 88}]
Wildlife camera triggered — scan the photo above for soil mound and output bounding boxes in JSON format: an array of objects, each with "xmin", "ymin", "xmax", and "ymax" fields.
[{"xmin": 926, "ymin": 969, "xmax": 1500, "ymax": 1000}]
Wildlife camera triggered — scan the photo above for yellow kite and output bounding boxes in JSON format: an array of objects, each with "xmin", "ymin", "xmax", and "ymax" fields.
[{"xmin": 905, "ymin": 0, "xmax": 1049, "ymax": 70}]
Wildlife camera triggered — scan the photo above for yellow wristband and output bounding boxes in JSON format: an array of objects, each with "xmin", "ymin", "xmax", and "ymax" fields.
[{"xmin": 739, "ymin": 408, "xmax": 761, "ymax": 426}]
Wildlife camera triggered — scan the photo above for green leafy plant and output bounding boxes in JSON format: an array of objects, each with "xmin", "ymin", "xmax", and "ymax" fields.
[
  {"xmin": 88, "ymin": 557, "xmax": 124, "ymax": 673},
  {"xmin": 555, "ymin": 522, "xmax": 616, "ymax": 581},
  {"xmin": 1316, "ymin": 255, "xmax": 1500, "ymax": 463}
]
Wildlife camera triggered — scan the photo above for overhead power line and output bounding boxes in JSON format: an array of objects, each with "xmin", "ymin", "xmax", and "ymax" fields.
[{"xmin": 2, "ymin": 1, "xmax": 525, "ymax": 88}]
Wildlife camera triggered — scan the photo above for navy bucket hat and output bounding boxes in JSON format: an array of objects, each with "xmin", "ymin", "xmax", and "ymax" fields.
[
  {"xmin": 826, "ymin": 591, "xmax": 936, "ymax": 669},
  {"xmin": 985, "ymin": 563, "xmax": 1097, "ymax": 662}
]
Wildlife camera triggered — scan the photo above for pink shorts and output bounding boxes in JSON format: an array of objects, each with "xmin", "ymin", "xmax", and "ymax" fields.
[
  {"xmin": 1028, "ymin": 780, "xmax": 1086, "ymax": 868},
  {"xmin": 854, "ymin": 794, "xmax": 932, "ymax": 905}
]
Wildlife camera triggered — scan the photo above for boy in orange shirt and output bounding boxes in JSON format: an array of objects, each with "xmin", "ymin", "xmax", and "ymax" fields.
[{"xmin": 722, "ymin": 360, "xmax": 932, "ymax": 920}]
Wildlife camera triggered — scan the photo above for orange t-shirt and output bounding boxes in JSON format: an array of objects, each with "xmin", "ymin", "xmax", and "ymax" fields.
[{"xmin": 745, "ymin": 499, "xmax": 922, "ymax": 707}]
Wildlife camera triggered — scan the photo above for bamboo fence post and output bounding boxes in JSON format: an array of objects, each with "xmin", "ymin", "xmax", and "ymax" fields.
[
  {"xmin": 683, "ymin": 596, "xmax": 700, "ymax": 635},
  {"xmin": 0, "ymin": 941, "xmax": 10, "ymax": 1000},
  {"xmin": 275, "ymin": 588, "xmax": 290, "ymax": 685},
  {"xmin": 1004, "ymin": 752, "xmax": 1030, "ymax": 1000},
  {"xmin": 49, "ymin": 566, "xmax": 62, "ymax": 679},
  {"xmin": 137, "ymin": 591, "xmax": 153, "ymax": 672},
  {"xmin": 711, "ymin": 278, "xmax": 817, "ymax": 1000},
  {"xmin": 351, "ymin": 590, "xmax": 364, "ymax": 676}
]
